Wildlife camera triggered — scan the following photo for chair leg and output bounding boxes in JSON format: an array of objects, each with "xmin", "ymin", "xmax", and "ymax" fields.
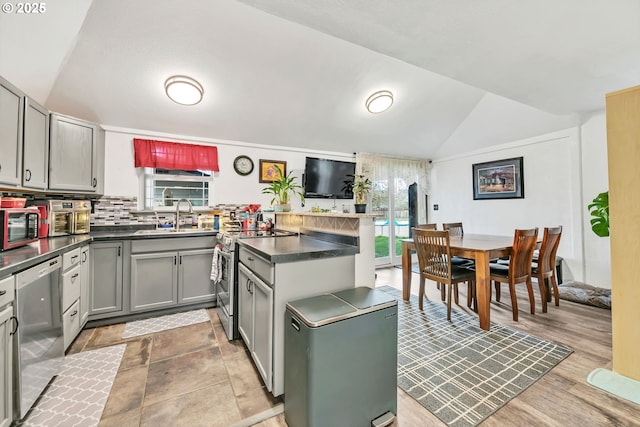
[
  {"xmin": 472, "ymin": 282, "xmax": 478, "ymax": 313},
  {"xmin": 537, "ymin": 275, "xmax": 548, "ymax": 313},
  {"xmin": 453, "ymin": 283, "xmax": 459, "ymax": 305},
  {"xmin": 466, "ymin": 281, "xmax": 473, "ymax": 308},
  {"xmin": 440, "ymin": 281, "xmax": 446, "ymax": 301},
  {"xmin": 509, "ymin": 282, "xmax": 519, "ymax": 321},
  {"xmin": 526, "ymin": 278, "xmax": 535, "ymax": 315},
  {"xmin": 551, "ymin": 274, "xmax": 560, "ymax": 306},
  {"xmin": 419, "ymin": 277, "xmax": 425, "ymax": 310},
  {"xmin": 446, "ymin": 283, "xmax": 453, "ymax": 321},
  {"xmin": 494, "ymin": 280, "xmax": 501, "ymax": 302}
]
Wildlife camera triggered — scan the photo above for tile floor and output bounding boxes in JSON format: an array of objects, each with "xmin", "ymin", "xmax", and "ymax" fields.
[{"xmin": 67, "ymin": 308, "xmax": 281, "ymax": 427}]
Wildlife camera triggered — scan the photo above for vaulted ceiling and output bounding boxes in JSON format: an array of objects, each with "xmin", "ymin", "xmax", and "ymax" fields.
[{"xmin": 1, "ymin": 0, "xmax": 638, "ymax": 159}]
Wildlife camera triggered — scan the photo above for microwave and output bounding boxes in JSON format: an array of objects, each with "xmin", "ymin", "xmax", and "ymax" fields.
[{"xmin": 0, "ymin": 208, "xmax": 40, "ymax": 251}]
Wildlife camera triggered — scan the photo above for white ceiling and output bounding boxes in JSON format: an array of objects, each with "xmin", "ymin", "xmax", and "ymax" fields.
[{"xmin": 1, "ymin": 0, "xmax": 638, "ymax": 159}]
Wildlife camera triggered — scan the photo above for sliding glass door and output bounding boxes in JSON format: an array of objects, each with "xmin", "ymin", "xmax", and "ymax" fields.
[{"xmin": 372, "ymin": 177, "xmax": 411, "ymax": 266}]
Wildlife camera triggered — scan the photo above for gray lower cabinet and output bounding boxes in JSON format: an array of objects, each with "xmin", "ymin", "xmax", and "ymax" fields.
[
  {"xmin": 90, "ymin": 241, "xmax": 124, "ymax": 316},
  {"xmin": 0, "ymin": 76, "xmax": 23, "ymax": 187},
  {"xmin": 79, "ymin": 245, "xmax": 90, "ymax": 326},
  {"xmin": 131, "ymin": 248, "xmax": 216, "ymax": 312},
  {"xmin": 237, "ymin": 261, "xmax": 274, "ymax": 392},
  {"xmin": 238, "ymin": 264, "xmax": 273, "ymax": 391},
  {"xmin": 22, "ymin": 97, "xmax": 49, "ymax": 190},
  {"xmin": 130, "ymin": 252, "xmax": 178, "ymax": 312},
  {"xmin": 49, "ymin": 113, "xmax": 100, "ymax": 193},
  {"xmin": 0, "ymin": 275, "xmax": 15, "ymax": 427},
  {"xmin": 237, "ymin": 245, "xmax": 355, "ymax": 397},
  {"xmin": 178, "ymin": 248, "xmax": 216, "ymax": 305}
]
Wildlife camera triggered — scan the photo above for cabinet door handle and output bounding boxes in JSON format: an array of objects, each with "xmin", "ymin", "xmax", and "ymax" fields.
[
  {"xmin": 0, "ymin": 290, "xmax": 5, "ymax": 296},
  {"xmin": 9, "ymin": 316, "xmax": 18, "ymax": 335},
  {"xmin": 82, "ymin": 251, "xmax": 87, "ymax": 263},
  {"xmin": 117, "ymin": 246, "xmax": 121, "ymax": 257},
  {"xmin": 71, "ymin": 273, "xmax": 79, "ymax": 282},
  {"xmin": 25, "ymin": 169, "xmax": 32, "ymax": 181},
  {"xmin": 174, "ymin": 256, "xmax": 177, "ymax": 265},
  {"xmin": 70, "ymin": 310, "xmax": 78, "ymax": 317},
  {"xmin": 179, "ymin": 256, "xmax": 182, "ymax": 265},
  {"xmin": 92, "ymin": 177, "xmax": 97, "ymax": 187},
  {"xmin": 71, "ymin": 255, "xmax": 79, "ymax": 263}
]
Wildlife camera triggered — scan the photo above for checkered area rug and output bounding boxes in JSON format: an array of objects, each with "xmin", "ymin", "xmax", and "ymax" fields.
[
  {"xmin": 377, "ymin": 286, "xmax": 573, "ymax": 427},
  {"xmin": 22, "ymin": 344, "xmax": 126, "ymax": 427},
  {"xmin": 121, "ymin": 309, "xmax": 210, "ymax": 339}
]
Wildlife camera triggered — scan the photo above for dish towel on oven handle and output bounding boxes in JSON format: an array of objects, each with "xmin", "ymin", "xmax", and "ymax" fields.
[{"xmin": 211, "ymin": 244, "xmax": 223, "ymax": 283}]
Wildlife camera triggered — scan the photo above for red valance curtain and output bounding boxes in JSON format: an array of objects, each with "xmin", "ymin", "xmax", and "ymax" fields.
[{"xmin": 133, "ymin": 138, "xmax": 219, "ymax": 171}]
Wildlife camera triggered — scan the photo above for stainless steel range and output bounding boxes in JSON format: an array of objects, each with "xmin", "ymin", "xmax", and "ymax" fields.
[{"xmin": 216, "ymin": 229, "xmax": 296, "ymax": 340}]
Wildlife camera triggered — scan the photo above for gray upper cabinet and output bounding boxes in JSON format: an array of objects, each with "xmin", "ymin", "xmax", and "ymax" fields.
[
  {"xmin": 0, "ymin": 76, "xmax": 24, "ymax": 187},
  {"xmin": 22, "ymin": 98, "xmax": 49, "ymax": 190},
  {"xmin": 49, "ymin": 113, "xmax": 99, "ymax": 193}
]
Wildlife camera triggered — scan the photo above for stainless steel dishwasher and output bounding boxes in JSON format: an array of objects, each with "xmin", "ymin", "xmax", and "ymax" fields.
[{"xmin": 14, "ymin": 256, "xmax": 64, "ymax": 421}]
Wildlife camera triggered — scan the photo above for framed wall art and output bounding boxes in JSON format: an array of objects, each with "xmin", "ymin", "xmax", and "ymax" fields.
[
  {"xmin": 259, "ymin": 159, "xmax": 287, "ymax": 183},
  {"xmin": 472, "ymin": 157, "xmax": 524, "ymax": 200}
]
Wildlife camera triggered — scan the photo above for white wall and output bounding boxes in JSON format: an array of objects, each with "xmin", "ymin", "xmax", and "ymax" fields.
[
  {"xmin": 580, "ymin": 112, "xmax": 611, "ymax": 287},
  {"xmin": 430, "ymin": 128, "xmax": 586, "ymax": 284},
  {"xmin": 102, "ymin": 126, "xmax": 354, "ymax": 211}
]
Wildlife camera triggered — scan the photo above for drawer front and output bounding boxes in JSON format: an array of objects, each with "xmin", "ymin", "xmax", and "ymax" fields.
[
  {"xmin": 239, "ymin": 248, "xmax": 274, "ymax": 285},
  {"xmin": 131, "ymin": 236, "xmax": 217, "ymax": 253},
  {"xmin": 62, "ymin": 264, "xmax": 81, "ymax": 312},
  {"xmin": 0, "ymin": 275, "xmax": 14, "ymax": 307},
  {"xmin": 62, "ymin": 247, "xmax": 82, "ymax": 271},
  {"xmin": 63, "ymin": 299, "xmax": 81, "ymax": 349}
]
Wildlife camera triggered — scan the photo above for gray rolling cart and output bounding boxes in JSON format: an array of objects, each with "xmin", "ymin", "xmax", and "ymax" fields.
[{"xmin": 284, "ymin": 287, "xmax": 398, "ymax": 427}]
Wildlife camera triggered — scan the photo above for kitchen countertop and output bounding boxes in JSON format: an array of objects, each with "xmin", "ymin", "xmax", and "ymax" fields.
[
  {"xmin": 236, "ymin": 235, "xmax": 359, "ymax": 263},
  {"xmin": 0, "ymin": 235, "xmax": 92, "ymax": 277},
  {"xmin": 0, "ymin": 228, "xmax": 219, "ymax": 278}
]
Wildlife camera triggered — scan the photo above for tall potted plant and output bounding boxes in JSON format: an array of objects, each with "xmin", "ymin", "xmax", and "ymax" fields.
[
  {"xmin": 261, "ymin": 165, "xmax": 304, "ymax": 212},
  {"xmin": 588, "ymin": 191, "xmax": 609, "ymax": 237},
  {"xmin": 343, "ymin": 173, "xmax": 372, "ymax": 213}
]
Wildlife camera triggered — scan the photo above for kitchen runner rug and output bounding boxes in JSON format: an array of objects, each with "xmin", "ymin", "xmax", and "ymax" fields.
[
  {"xmin": 122, "ymin": 309, "xmax": 210, "ymax": 339},
  {"xmin": 22, "ymin": 344, "xmax": 125, "ymax": 427},
  {"xmin": 377, "ymin": 286, "xmax": 573, "ymax": 427}
]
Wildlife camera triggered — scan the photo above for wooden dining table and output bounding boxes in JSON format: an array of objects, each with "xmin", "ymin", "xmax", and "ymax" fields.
[{"xmin": 401, "ymin": 233, "xmax": 515, "ymax": 331}]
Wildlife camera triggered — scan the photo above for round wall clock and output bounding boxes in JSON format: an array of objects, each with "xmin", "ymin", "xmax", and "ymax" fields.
[{"xmin": 233, "ymin": 155, "xmax": 254, "ymax": 176}]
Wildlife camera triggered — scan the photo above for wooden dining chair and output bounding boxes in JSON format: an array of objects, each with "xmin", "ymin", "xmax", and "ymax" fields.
[
  {"xmin": 532, "ymin": 226, "xmax": 563, "ymax": 313},
  {"xmin": 442, "ymin": 222, "xmax": 473, "ymax": 267},
  {"xmin": 413, "ymin": 229, "xmax": 476, "ymax": 321},
  {"xmin": 487, "ymin": 228, "xmax": 539, "ymax": 321}
]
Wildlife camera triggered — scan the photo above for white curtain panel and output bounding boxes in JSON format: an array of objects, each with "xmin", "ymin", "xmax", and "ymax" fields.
[{"xmin": 356, "ymin": 152, "xmax": 431, "ymax": 222}]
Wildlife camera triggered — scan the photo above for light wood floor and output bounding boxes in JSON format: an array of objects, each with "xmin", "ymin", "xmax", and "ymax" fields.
[{"xmin": 256, "ymin": 267, "xmax": 640, "ymax": 427}]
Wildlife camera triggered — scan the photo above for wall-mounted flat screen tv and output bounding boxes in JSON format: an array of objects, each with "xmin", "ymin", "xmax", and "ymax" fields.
[{"xmin": 304, "ymin": 157, "xmax": 356, "ymax": 199}]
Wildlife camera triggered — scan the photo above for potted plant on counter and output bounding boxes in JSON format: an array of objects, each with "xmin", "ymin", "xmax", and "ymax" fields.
[
  {"xmin": 261, "ymin": 165, "xmax": 304, "ymax": 212},
  {"xmin": 343, "ymin": 173, "xmax": 372, "ymax": 214}
]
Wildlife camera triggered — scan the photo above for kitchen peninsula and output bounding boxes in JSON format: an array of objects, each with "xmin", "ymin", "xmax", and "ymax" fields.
[
  {"xmin": 273, "ymin": 211, "xmax": 376, "ymax": 287},
  {"xmin": 236, "ymin": 233, "xmax": 358, "ymax": 397}
]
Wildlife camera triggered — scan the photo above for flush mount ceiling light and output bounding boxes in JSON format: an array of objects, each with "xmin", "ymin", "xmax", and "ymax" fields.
[
  {"xmin": 164, "ymin": 75, "xmax": 204, "ymax": 105},
  {"xmin": 365, "ymin": 90, "xmax": 393, "ymax": 113}
]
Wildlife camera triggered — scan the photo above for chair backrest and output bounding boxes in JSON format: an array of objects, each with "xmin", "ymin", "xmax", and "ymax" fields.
[
  {"xmin": 509, "ymin": 228, "xmax": 539, "ymax": 282},
  {"xmin": 414, "ymin": 223, "xmax": 437, "ymax": 230},
  {"xmin": 413, "ymin": 229, "xmax": 451, "ymax": 282},
  {"xmin": 537, "ymin": 226, "xmax": 563, "ymax": 275},
  {"xmin": 442, "ymin": 222, "xmax": 464, "ymax": 236}
]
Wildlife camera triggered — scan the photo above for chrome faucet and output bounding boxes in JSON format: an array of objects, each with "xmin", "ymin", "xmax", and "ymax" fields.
[
  {"xmin": 153, "ymin": 210, "xmax": 160, "ymax": 230},
  {"xmin": 175, "ymin": 199, "xmax": 193, "ymax": 231}
]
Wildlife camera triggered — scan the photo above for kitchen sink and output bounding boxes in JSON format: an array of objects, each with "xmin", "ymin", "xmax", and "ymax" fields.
[{"xmin": 133, "ymin": 228, "xmax": 214, "ymax": 235}]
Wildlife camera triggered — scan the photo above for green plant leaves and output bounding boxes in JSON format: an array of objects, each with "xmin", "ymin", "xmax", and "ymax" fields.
[{"xmin": 587, "ymin": 191, "xmax": 609, "ymax": 237}]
